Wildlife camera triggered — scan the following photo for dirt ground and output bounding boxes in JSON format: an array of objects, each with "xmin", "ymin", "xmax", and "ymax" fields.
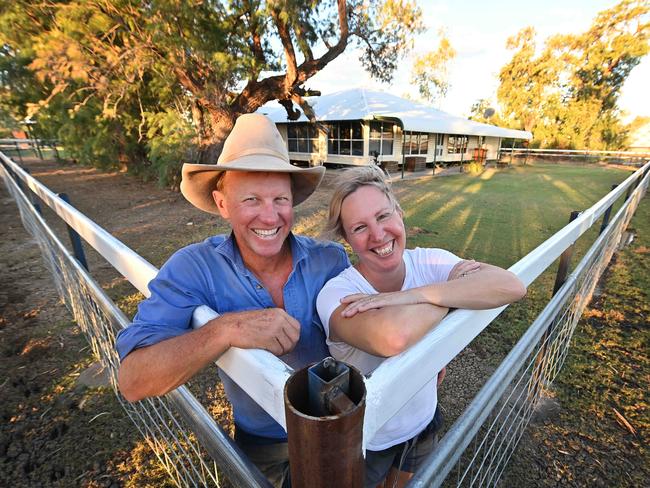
[{"xmin": 1, "ymin": 157, "xmax": 647, "ymax": 487}]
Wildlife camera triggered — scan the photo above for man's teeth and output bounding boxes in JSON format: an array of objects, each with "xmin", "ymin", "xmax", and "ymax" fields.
[
  {"xmin": 253, "ymin": 228, "xmax": 280, "ymax": 237},
  {"xmin": 374, "ymin": 241, "xmax": 393, "ymax": 256}
]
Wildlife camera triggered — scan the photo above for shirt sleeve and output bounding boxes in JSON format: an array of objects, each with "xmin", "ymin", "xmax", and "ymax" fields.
[{"xmin": 115, "ymin": 247, "xmax": 213, "ymax": 361}]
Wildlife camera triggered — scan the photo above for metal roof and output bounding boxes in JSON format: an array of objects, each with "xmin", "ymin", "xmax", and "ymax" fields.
[{"xmin": 258, "ymin": 88, "xmax": 532, "ymax": 140}]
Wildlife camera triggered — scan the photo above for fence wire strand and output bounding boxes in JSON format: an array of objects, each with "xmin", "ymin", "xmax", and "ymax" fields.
[
  {"xmin": 415, "ymin": 167, "xmax": 648, "ymax": 488},
  {"xmin": 1, "ymin": 160, "xmax": 223, "ymax": 488},
  {"xmin": 2, "ymin": 151, "xmax": 647, "ymax": 488}
]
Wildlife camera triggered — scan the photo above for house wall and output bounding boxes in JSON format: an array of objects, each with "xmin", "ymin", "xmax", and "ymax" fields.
[{"xmin": 279, "ymin": 121, "xmax": 511, "ymax": 166}]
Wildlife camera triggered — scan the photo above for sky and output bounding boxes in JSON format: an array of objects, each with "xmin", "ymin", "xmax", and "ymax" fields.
[{"xmin": 308, "ymin": 0, "xmax": 649, "ymax": 121}]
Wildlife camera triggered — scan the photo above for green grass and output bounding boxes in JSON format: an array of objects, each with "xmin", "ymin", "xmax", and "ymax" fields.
[
  {"xmin": 503, "ymin": 193, "xmax": 649, "ymax": 487},
  {"xmin": 386, "ymin": 161, "xmax": 635, "ymax": 358}
]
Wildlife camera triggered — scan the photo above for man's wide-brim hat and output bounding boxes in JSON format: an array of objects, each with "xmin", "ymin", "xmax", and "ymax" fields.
[{"xmin": 181, "ymin": 113, "xmax": 325, "ymax": 214}]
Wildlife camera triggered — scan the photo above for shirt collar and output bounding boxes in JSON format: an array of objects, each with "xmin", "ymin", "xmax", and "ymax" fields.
[{"xmin": 214, "ymin": 232, "xmax": 307, "ymax": 274}]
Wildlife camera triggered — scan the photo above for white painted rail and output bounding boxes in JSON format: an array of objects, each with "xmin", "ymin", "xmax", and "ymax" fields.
[
  {"xmin": 2, "ymin": 150, "xmax": 647, "ymax": 450},
  {"xmin": 0, "ymin": 152, "xmax": 292, "ymax": 430}
]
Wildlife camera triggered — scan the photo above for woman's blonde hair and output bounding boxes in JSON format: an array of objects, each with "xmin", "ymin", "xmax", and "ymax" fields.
[{"xmin": 326, "ymin": 165, "xmax": 401, "ymax": 239}]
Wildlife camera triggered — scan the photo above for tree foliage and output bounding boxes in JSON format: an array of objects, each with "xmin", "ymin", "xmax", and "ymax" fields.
[
  {"xmin": 410, "ymin": 29, "xmax": 456, "ymax": 106},
  {"xmin": 497, "ymin": 0, "xmax": 649, "ymax": 149},
  {"xmin": 0, "ymin": 0, "xmax": 423, "ymax": 183}
]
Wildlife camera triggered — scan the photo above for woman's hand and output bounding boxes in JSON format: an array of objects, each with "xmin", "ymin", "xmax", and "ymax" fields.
[
  {"xmin": 448, "ymin": 259, "xmax": 481, "ymax": 280},
  {"xmin": 339, "ymin": 289, "xmax": 426, "ymax": 317}
]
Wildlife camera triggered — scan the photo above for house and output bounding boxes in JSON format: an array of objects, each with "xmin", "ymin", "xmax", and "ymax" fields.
[{"xmin": 258, "ymin": 88, "xmax": 532, "ymax": 170}]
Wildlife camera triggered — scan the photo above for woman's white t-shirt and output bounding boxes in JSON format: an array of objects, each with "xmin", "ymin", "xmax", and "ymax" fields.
[{"xmin": 316, "ymin": 247, "xmax": 460, "ymax": 451}]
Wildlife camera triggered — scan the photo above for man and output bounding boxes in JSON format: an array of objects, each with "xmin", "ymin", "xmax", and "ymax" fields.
[{"xmin": 116, "ymin": 114, "xmax": 350, "ymax": 486}]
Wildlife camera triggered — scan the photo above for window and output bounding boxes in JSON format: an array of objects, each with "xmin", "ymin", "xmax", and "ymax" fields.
[
  {"xmin": 287, "ymin": 123, "xmax": 318, "ymax": 154},
  {"xmin": 447, "ymin": 135, "xmax": 469, "ymax": 154},
  {"xmin": 327, "ymin": 121, "xmax": 363, "ymax": 156},
  {"xmin": 368, "ymin": 121, "xmax": 395, "ymax": 157},
  {"xmin": 435, "ymin": 134, "xmax": 444, "ymax": 157},
  {"xmin": 403, "ymin": 131, "xmax": 429, "ymax": 155}
]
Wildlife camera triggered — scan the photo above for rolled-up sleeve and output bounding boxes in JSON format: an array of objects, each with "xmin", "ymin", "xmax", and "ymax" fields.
[{"xmin": 116, "ymin": 247, "xmax": 213, "ymax": 361}]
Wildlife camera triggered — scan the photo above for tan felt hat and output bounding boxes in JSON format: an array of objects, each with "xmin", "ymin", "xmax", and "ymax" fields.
[{"xmin": 181, "ymin": 113, "xmax": 325, "ymax": 214}]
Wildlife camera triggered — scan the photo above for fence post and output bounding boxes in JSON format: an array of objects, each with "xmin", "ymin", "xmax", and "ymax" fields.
[
  {"xmin": 553, "ymin": 211, "xmax": 581, "ymax": 294},
  {"xmin": 14, "ymin": 141, "xmax": 24, "ymax": 164},
  {"xmin": 23, "ymin": 168, "xmax": 43, "ymax": 215},
  {"xmin": 284, "ymin": 358, "xmax": 365, "ymax": 488},
  {"xmin": 57, "ymin": 192, "xmax": 89, "ymax": 271},
  {"xmin": 599, "ymin": 184, "xmax": 618, "ymax": 235}
]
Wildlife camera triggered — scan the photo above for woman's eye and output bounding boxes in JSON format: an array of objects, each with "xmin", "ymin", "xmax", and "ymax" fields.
[
  {"xmin": 377, "ymin": 213, "xmax": 391, "ymax": 222},
  {"xmin": 352, "ymin": 225, "xmax": 366, "ymax": 234}
]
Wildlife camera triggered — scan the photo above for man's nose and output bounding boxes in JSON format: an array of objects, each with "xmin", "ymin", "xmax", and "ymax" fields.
[{"xmin": 258, "ymin": 201, "xmax": 279, "ymax": 222}]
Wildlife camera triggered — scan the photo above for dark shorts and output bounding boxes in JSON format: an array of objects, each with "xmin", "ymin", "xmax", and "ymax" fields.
[
  {"xmin": 365, "ymin": 406, "xmax": 443, "ymax": 487},
  {"xmin": 235, "ymin": 427, "xmax": 291, "ymax": 488}
]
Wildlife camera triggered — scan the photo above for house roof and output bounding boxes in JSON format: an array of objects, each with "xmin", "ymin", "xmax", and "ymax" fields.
[{"xmin": 258, "ymin": 88, "xmax": 532, "ymax": 140}]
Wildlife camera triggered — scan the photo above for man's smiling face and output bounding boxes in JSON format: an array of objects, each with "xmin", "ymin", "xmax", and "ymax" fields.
[{"xmin": 213, "ymin": 171, "xmax": 294, "ymax": 264}]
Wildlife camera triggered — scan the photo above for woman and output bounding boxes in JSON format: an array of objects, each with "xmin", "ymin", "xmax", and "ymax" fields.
[{"xmin": 316, "ymin": 166, "xmax": 526, "ymax": 488}]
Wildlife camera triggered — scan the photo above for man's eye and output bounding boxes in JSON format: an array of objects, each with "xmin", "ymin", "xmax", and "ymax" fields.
[
  {"xmin": 244, "ymin": 197, "xmax": 257, "ymax": 202},
  {"xmin": 377, "ymin": 213, "xmax": 391, "ymax": 222}
]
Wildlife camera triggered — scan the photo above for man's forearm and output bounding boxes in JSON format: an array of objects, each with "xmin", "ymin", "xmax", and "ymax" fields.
[{"xmin": 118, "ymin": 318, "xmax": 230, "ymax": 402}]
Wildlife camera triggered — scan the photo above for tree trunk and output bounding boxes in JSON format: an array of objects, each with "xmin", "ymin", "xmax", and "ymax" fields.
[{"xmin": 191, "ymin": 103, "xmax": 237, "ymax": 165}]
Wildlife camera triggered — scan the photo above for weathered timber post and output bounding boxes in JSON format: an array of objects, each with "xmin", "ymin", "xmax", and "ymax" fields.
[
  {"xmin": 284, "ymin": 357, "xmax": 366, "ymax": 488},
  {"xmin": 599, "ymin": 184, "xmax": 618, "ymax": 235},
  {"xmin": 527, "ymin": 210, "xmax": 581, "ymax": 405},
  {"xmin": 552, "ymin": 211, "xmax": 581, "ymax": 294},
  {"xmin": 23, "ymin": 168, "xmax": 42, "ymax": 215},
  {"xmin": 58, "ymin": 193, "xmax": 89, "ymax": 271}
]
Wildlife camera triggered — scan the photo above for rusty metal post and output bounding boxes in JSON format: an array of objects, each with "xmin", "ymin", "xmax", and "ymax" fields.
[{"xmin": 284, "ymin": 357, "xmax": 366, "ymax": 488}]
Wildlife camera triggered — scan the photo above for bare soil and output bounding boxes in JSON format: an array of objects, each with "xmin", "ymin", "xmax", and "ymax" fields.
[{"xmin": 1, "ymin": 157, "xmax": 647, "ymax": 487}]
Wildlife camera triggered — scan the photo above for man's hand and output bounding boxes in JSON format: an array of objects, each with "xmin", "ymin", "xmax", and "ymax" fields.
[{"xmin": 221, "ymin": 308, "xmax": 301, "ymax": 356}]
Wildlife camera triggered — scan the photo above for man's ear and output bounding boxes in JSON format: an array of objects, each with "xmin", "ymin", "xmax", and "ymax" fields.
[{"xmin": 212, "ymin": 190, "xmax": 229, "ymax": 219}]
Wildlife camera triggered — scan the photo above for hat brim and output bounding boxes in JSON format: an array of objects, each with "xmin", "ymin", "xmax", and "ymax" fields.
[{"xmin": 180, "ymin": 159, "xmax": 325, "ymax": 214}]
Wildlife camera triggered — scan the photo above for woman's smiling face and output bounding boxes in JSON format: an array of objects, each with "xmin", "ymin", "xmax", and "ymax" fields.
[{"xmin": 340, "ymin": 185, "xmax": 406, "ymax": 276}]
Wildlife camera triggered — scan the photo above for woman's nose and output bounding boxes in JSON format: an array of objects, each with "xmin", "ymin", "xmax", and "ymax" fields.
[{"xmin": 368, "ymin": 222, "xmax": 385, "ymax": 242}]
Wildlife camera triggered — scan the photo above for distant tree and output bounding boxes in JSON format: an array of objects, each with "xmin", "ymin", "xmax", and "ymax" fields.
[
  {"xmin": 1, "ymin": 0, "xmax": 424, "ymax": 175},
  {"xmin": 497, "ymin": 0, "xmax": 649, "ymax": 149},
  {"xmin": 468, "ymin": 98, "xmax": 505, "ymax": 126},
  {"xmin": 410, "ymin": 29, "xmax": 456, "ymax": 106}
]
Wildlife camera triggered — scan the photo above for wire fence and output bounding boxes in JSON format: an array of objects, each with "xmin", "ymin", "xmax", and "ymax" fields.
[
  {"xmin": 0, "ymin": 153, "xmax": 270, "ymax": 488},
  {"xmin": 409, "ymin": 162, "xmax": 649, "ymax": 487},
  {"xmin": 1, "ymin": 147, "xmax": 648, "ymax": 488}
]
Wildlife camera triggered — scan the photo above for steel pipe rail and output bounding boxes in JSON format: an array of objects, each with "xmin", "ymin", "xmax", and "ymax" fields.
[
  {"xmin": 0, "ymin": 158, "xmax": 272, "ymax": 487},
  {"xmin": 362, "ymin": 161, "xmax": 649, "ymax": 446},
  {"xmin": 407, "ymin": 166, "xmax": 649, "ymax": 486},
  {"xmin": 0, "ymin": 152, "xmax": 293, "ymax": 430},
  {"xmin": 2, "ymin": 148, "xmax": 647, "ymax": 462}
]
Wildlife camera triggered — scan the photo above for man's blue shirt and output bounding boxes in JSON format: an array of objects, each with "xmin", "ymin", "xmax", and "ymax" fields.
[{"xmin": 116, "ymin": 233, "xmax": 350, "ymax": 440}]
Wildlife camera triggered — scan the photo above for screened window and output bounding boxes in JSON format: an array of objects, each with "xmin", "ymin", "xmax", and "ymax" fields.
[
  {"xmin": 447, "ymin": 135, "xmax": 469, "ymax": 154},
  {"xmin": 403, "ymin": 131, "xmax": 429, "ymax": 155},
  {"xmin": 368, "ymin": 121, "xmax": 395, "ymax": 157},
  {"xmin": 327, "ymin": 121, "xmax": 363, "ymax": 156},
  {"xmin": 287, "ymin": 123, "xmax": 318, "ymax": 153}
]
